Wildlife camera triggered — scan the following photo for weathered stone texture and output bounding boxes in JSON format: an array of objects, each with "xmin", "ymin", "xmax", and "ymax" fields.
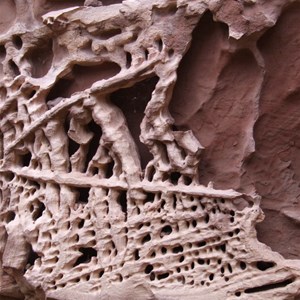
[{"xmin": 0, "ymin": 0, "xmax": 300, "ymax": 299}]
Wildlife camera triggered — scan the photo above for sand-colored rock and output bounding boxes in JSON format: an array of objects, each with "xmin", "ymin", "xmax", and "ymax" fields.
[{"xmin": 0, "ymin": 0, "xmax": 300, "ymax": 299}]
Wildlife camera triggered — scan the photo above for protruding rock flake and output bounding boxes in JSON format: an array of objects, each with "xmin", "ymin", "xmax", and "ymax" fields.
[{"xmin": 0, "ymin": 1, "xmax": 300, "ymax": 299}]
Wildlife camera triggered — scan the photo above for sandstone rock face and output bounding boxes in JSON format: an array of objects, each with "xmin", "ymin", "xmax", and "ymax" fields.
[{"xmin": 0, "ymin": 1, "xmax": 300, "ymax": 299}]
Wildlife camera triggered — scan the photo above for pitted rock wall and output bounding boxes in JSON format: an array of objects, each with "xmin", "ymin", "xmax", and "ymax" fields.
[{"xmin": 0, "ymin": 1, "xmax": 300, "ymax": 299}]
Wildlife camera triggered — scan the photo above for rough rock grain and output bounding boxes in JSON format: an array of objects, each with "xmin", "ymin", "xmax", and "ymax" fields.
[{"xmin": 0, "ymin": 0, "xmax": 300, "ymax": 299}]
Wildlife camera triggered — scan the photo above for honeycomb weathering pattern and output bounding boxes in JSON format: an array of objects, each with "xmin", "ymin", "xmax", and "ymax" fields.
[{"xmin": 0, "ymin": 0, "xmax": 300, "ymax": 299}]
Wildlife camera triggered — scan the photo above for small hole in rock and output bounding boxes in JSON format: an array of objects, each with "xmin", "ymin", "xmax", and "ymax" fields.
[
  {"xmin": 256, "ymin": 261, "xmax": 275, "ymax": 271},
  {"xmin": 144, "ymin": 48, "xmax": 149, "ymax": 60},
  {"xmin": 160, "ymin": 225, "xmax": 172, "ymax": 237},
  {"xmin": 84, "ymin": 119, "xmax": 102, "ymax": 172},
  {"xmin": 125, "ymin": 52, "xmax": 132, "ymax": 68},
  {"xmin": 8, "ymin": 60, "xmax": 20, "ymax": 76},
  {"xmin": 73, "ymin": 247, "xmax": 97, "ymax": 266},
  {"xmin": 168, "ymin": 48, "xmax": 174, "ymax": 57},
  {"xmin": 146, "ymin": 166, "xmax": 155, "ymax": 181},
  {"xmin": 170, "ymin": 172, "xmax": 181, "ymax": 184},
  {"xmin": 4, "ymin": 171, "xmax": 14, "ymax": 182},
  {"xmin": 98, "ymin": 28, "xmax": 122, "ymax": 39},
  {"xmin": 105, "ymin": 160, "xmax": 114, "ymax": 178},
  {"xmin": 75, "ymin": 187, "xmax": 90, "ymax": 204},
  {"xmin": 134, "ymin": 249, "xmax": 140, "ymax": 260},
  {"xmin": 12, "ymin": 35, "xmax": 23, "ymax": 49},
  {"xmin": 0, "ymin": 45, "xmax": 6, "ymax": 60},
  {"xmin": 145, "ymin": 192, "xmax": 155, "ymax": 204},
  {"xmin": 145, "ymin": 264, "xmax": 153, "ymax": 274},
  {"xmin": 183, "ymin": 176, "xmax": 192, "ymax": 185},
  {"xmin": 99, "ymin": 269, "xmax": 104, "ymax": 278},
  {"xmin": 20, "ymin": 152, "xmax": 32, "ymax": 167},
  {"xmin": 29, "ymin": 90, "xmax": 36, "ymax": 98},
  {"xmin": 240, "ymin": 261, "xmax": 246, "ymax": 270},
  {"xmin": 32, "ymin": 200, "xmax": 45, "ymax": 221},
  {"xmin": 26, "ymin": 245, "xmax": 39, "ymax": 268},
  {"xmin": 173, "ymin": 194, "xmax": 177, "ymax": 209},
  {"xmin": 117, "ymin": 190, "xmax": 127, "ymax": 221},
  {"xmin": 244, "ymin": 278, "xmax": 294, "ymax": 294},
  {"xmin": 68, "ymin": 139, "xmax": 80, "ymax": 161},
  {"xmin": 220, "ymin": 243, "xmax": 226, "ymax": 253},
  {"xmin": 156, "ymin": 38, "xmax": 163, "ymax": 52},
  {"xmin": 78, "ymin": 219, "xmax": 85, "ymax": 228},
  {"xmin": 6, "ymin": 211, "xmax": 15, "ymax": 223},
  {"xmin": 157, "ymin": 273, "xmax": 169, "ymax": 280},
  {"xmin": 197, "ymin": 241, "xmax": 206, "ymax": 248},
  {"xmin": 172, "ymin": 245, "xmax": 183, "ymax": 253},
  {"xmin": 141, "ymin": 233, "xmax": 151, "ymax": 244},
  {"xmin": 205, "ymin": 214, "xmax": 210, "ymax": 223}
]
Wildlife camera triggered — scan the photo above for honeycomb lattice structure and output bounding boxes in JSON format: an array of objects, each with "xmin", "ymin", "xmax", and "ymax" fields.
[{"xmin": 0, "ymin": 1, "xmax": 300, "ymax": 299}]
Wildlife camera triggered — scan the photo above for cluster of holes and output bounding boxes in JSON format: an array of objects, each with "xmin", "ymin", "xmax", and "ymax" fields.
[
  {"xmin": 145, "ymin": 166, "xmax": 194, "ymax": 185},
  {"xmin": 50, "ymin": 267, "xmax": 106, "ymax": 291},
  {"xmin": 64, "ymin": 112, "xmax": 117, "ymax": 178},
  {"xmin": 128, "ymin": 192, "xmax": 260, "ymax": 288},
  {"xmin": 140, "ymin": 238, "xmax": 278, "ymax": 288},
  {"xmin": 136, "ymin": 192, "xmax": 244, "ymax": 235},
  {"xmin": 144, "ymin": 263, "xmax": 170, "ymax": 282},
  {"xmin": 132, "ymin": 194, "xmax": 247, "ymax": 286},
  {"xmin": 1, "ymin": 170, "xmax": 275, "ymax": 291}
]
